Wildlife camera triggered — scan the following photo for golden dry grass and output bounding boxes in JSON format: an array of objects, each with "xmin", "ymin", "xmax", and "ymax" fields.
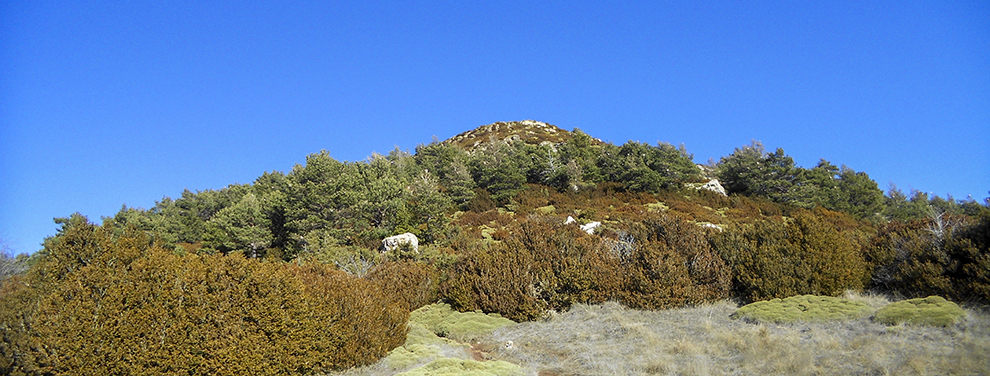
[
  {"xmin": 331, "ymin": 293, "xmax": 989, "ymax": 376},
  {"xmin": 484, "ymin": 295, "xmax": 989, "ymax": 375}
]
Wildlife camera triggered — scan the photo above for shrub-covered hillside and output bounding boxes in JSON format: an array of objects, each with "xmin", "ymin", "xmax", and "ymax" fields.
[{"xmin": 2, "ymin": 120, "xmax": 988, "ymax": 374}]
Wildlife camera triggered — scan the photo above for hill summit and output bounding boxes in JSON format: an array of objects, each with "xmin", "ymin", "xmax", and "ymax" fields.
[{"xmin": 442, "ymin": 120, "xmax": 598, "ymax": 150}]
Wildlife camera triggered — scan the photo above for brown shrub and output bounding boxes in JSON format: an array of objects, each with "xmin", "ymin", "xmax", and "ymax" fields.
[
  {"xmin": 441, "ymin": 218, "xmax": 626, "ymax": 321},
  {"xmin": 441, "ymin": 214, "xmax": 731, "ymax": 320},
  {"xmin": 466, "ymin": 188, "xmax": 496, "ymax": 212},
  {"xmin": 441, "ymin": 239, "xmax": 545, "ymax": 322},
  {"xmin": 366, "ymin": 260, "xmax": 441, "ymax": 311},
  {"xmin": 618, "ymin": 214, "xmax": 732, "ymax": 308},
  {"xmin": 724, "ymin": 195, "xmax": 785, "ymax": 221},
  {"xmin": 510, "ymin": 184, "xmax": 554, "ymax": 213}
]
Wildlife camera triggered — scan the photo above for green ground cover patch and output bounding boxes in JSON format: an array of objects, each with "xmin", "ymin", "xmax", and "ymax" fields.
[
  {"xmin": 395, "ymin": 358, "xmax": 523, "ymax": 376},
  {"xmin": 346, "ymin": 304, "xmax": 519, "ymax": 373},
  {"xmin": 732, "ymin": 295, "xmax": 872, "ymax": 324},
  {"xmin": 874, "ymin": 296, "xmax": 966, "ymax": 327},
  {"xmin": 646, "ymin": 202, "xmax": 669, "ymax": 212},
  {"xmin": 410, "ymin": 303, "xmax": 516, "ymax": 341},
  {"xmin": 385, "ymin": 323, "xmax": 464, "ymax": 369}
]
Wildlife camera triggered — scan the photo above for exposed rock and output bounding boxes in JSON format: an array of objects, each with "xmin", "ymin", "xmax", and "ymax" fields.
[
  {"xmin": 687, "ymin": 179, "xmax": 727, "ymax": 196},
  {"xmin": 579, "ymin": 221, "xmax": 601, "ymax": 234},
  {"xmin": 382, "ymin": 232, "xmax": 419, "ymax": 254},
  {"xmin": 503, "ymin": 340, "xmax": 514, "ymax": 350},
  {"xmin": 698, "ymin": 222, "xmax": 724, "ymax": 232},
  {"xmin": 441, "ymin": 120, "xmax": 602, "ymax": 151}
]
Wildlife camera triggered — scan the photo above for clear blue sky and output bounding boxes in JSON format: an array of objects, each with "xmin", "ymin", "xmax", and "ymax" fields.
[{"xmin": 2, "ymin": 1, "xmax": 988, "ymax": 254}]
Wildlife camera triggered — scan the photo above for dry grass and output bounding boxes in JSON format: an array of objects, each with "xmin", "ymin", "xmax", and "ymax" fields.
[
  {"xmin": 331, "ymin": 293, "xmax": 989, "ymax": 376},
  {"xmin": 484, "ymin": 294, "xmax": 989, "ymax": 375}
]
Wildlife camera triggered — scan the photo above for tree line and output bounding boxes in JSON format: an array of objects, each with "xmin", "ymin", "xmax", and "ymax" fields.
[{"xmin": 61, "ymin": 131, "xmax": 983, "ymax": 263}]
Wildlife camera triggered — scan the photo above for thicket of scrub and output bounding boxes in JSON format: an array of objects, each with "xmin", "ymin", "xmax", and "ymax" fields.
[
  {"xmin": 0, "ymin": 217, "xmax": 409, "ymax": 375},
  {"xmin": 442, "ymin": 213, "xmax": 732, "ymax": 321},
  {"xmin": 3, "ymin": 126, "xmax": 989, "ymax": 374}
]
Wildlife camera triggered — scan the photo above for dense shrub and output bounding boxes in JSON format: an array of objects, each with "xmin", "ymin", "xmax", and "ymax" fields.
[
  {"xmin": 867, "ymin": 212, "xmax": 990, "ymax": 303},
  {"xmin": 867, "ymin": 220, "xmax": 950, "ymax": 297},
  {"xmin": 946, "ymin": 213, "xmax": 990, "ymax": 302},
  {"xmin": 440, "ymin": 229, "xmax": 549, "ymax": 322},
  {"xmin": 442, "ymin": 214, "xmax": 731, "ymax": 320},
  {"xmin": 618, "ymin": 214, "xmax": 732, "ymax": 309},
  {"xmin": 442, "ymin": 218, "xmax": 626, "ymax": 321},
  {"xmin": 0, "ymin": 218, "xmax": 408, "ymax": 375},
  {"xmin": 366, "ymin": 261, "xmax": 441, "ymax": 312},
  {"xmin": 714, "ymin": 209, "xmax": 868, "ymax": 302}
]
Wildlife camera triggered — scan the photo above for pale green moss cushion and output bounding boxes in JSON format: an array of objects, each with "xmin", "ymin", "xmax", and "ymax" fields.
[
  {"xmin": 874, "ymin": 296, "xmax": 966, "ymax": 327},
  {"xmin": 732, "ymin": 295, "xmax": 872, "ymax": 323}
]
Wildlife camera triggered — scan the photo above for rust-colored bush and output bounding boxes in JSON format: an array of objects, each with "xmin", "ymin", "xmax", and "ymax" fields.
[
  {"xmin": 723, "ymin": 195, "xmax": 785, "ymax": 221},
  {"xmin": 441, "ymin": 239, "xmax": 545, "ymax": 322},
  {"xmin": 441, "ymin": 218, "xmax": 625, "ymax": 321},
  {"xmin": 618, "ymin": 214, "xmax": 732, "ymax": 308},
  {"xmin": 441, "ymin": 214, "xmax": 731, "ymax": 320},
  {"xmin": 465, "ymin": 188, "xmax": 496, "ymax": 212},
  {"xmin": 366, "ymin": 260, "xmax": 441, "ymax": 311}
]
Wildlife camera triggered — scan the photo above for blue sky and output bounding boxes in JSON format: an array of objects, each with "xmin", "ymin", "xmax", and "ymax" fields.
[{"xmin": 2, "ymin": 1, "xmax": 988, "ymax": 254}]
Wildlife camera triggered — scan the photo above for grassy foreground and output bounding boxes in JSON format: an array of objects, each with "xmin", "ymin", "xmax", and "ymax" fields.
[{"xmin": 331, "ymin": 293, "xmax": 989, "ymax": 376}]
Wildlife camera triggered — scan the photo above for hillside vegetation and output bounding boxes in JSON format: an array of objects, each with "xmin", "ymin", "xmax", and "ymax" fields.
[{"xmin": 2, "ymin": 120, "xmax": 988, "ymax": 374}]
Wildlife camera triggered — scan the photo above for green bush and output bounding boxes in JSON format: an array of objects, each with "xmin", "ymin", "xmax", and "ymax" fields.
[
  {"xmin": 0, "ymin": 218, "xmax": 408, "ymax": 375},
  {"xmin": 715, "ymin": 209, "xmax": 868, "ymax": 302},
  {"xmin": 874, "ymin": 296, "xmax": 966, "ymax": 327},
  {"xmin": 373, "ymin": 303, "xmax": 515, "ymax": 372},
  {"xmin": 732, "ymin": 295, "xmax": 872, "ymax": 324},
  {"xmin": 868, "ymin": 213, "xmax": 990, "ymax": 304}
]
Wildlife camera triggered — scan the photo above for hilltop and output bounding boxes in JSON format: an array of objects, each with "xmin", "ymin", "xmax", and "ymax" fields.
[{"xmin": 441, "ymin": 120, "xmax": 603, "ymax": 150}]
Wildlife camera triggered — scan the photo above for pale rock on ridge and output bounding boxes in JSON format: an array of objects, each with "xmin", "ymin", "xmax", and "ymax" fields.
[{"xmin": 382, "ymin": 233, "xmax": 419, "ymax": 254}]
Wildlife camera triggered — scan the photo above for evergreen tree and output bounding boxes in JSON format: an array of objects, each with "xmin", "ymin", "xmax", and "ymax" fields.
[
  {"xmin": 202, "ymin": 193, "xmax": 271, "ymax": 257},
  {"xmin": 468, "ymin": 138, "xmax": 527, "ymax": 204},
  {"xmin": 414, "ymin": 141, "xmax": 476, "ymax": 207},
  {"xmin": 716, "ymin": 141, "xmax": 806, "ymax": 204},
  {"xmin": 285, "ymin": 151, "xmax": 364, "ymax": 245}
]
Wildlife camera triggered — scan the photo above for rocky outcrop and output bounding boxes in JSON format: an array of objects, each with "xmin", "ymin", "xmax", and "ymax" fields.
[
  {"xmin": 580, "ymin": 221, "xmax": 601, "ymax": 234},
  {"xmin": 382, "ymin": 233, "xmax": 419, "ymax": 253},
  {"xmin": 687, "ymin": 179, "xmax": 727, "ymax": 196},
  {"xmin": 563, "ymin": 216, "xmax": 600, "ymax": 234},
  {"xmin": 442, "ymin": 120, "xmax": 601, "ymax": 151}
]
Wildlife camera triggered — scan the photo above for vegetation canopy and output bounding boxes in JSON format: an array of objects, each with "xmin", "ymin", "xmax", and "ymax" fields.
[{"xmin": 2, "ymin": 120, "xmax": 987, "ymax": 374}]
